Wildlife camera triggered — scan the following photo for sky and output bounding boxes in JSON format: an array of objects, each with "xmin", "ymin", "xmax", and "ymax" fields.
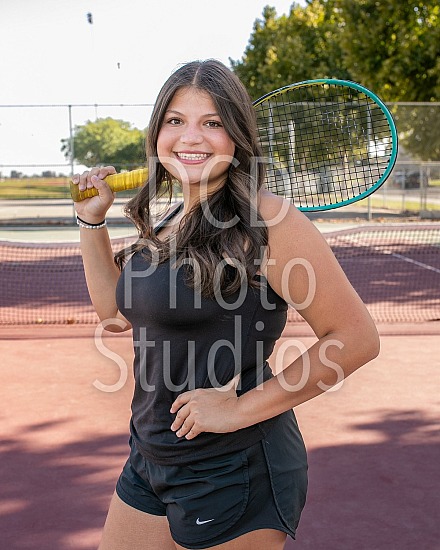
[{"xmin": 0, "ymin": 0, "xmax": 300, "ymax": 175}]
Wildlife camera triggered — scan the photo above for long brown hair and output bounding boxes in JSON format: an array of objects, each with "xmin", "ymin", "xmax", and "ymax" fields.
[{"xmin": 114, "ymin": 59, "xmax": 268, "ymax": 297}]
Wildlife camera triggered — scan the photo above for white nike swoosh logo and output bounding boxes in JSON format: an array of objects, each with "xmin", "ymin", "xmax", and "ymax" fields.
[{"xmin": 196, "ymin": 517, "xmax": 215, "ymax": 525}]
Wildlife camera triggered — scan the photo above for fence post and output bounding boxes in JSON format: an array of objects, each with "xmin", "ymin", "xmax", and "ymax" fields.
[
  {"xmin": 420, "ymin": 163, "xmax": 426, "ymax": 214},
  {"xmin": 401, "ymin": 175, "xmax": 406, "ymax": 213},
  {"xmin": 68, "ymin": 105, "xmax": 76, "ymax": 221}
]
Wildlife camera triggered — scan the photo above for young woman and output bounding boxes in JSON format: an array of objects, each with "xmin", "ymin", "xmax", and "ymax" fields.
[{"xmin": 72, "ymin": 60, "xmax": 380, "ymax": 550}]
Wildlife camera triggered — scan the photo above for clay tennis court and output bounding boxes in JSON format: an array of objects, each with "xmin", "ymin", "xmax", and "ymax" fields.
[{"xmin": 1, "ymin": 222, "xmax": 439, "ymax": 549}]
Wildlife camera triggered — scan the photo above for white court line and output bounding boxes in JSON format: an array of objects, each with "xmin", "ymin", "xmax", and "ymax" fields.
[
  {"xmin": 390, "ymin": 253, "xmax": 440, "ymax": 275},
  {"xmin": 338, "ymin": 234, "xmax": 440, "ymax": 275}
]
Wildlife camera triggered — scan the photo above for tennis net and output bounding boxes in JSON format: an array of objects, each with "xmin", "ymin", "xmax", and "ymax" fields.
[
  {"xmin": 0, "ymin": 224, "xmax": 439, "ymax": 325},
  {"xmin": 288, "ymin": 224, "xmax": 440, "ymax": 324}
]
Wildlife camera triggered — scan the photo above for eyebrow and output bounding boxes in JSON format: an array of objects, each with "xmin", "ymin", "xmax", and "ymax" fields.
[{"xmin": 165, "ymin": 109, "xmax": 220, "ymax": 117}]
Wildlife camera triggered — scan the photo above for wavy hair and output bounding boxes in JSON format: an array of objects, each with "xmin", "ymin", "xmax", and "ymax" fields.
[{"xmin": 114, "ymin": 59, "xmax": 268, "ymax": 298}]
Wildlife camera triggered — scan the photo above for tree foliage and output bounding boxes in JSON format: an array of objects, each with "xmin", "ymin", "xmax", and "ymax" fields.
[
  {"xmin": 232, "ymin": 0, "xmax": 439, "ymax": 102},
  {"xmin": 231, "ymin": 2, "xmax": 352, "ymax": 100},
  {"xmin": 335, "ymin": 0, "xmax": 440, "ymax": 102},
  {"xmin": 231, "ymin": 0, "xmax": 440, "ymax": 160},
  {"xmin": 392, "ymin": 104, "xmax": 440, "ymax": 161},
  {"xmin": 61, "ymin": 118, "xmax": 146, "ymax": 171}
]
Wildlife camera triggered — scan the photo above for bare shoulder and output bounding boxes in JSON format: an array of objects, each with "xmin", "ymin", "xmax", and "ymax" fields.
[
  {"xmin": 258, "ymin": 189, "xmax": 337, "ymax": 300},
  {"xmin": 257, "ymin": 189, "xmax": 291, "ymax": 222},
  {"xmin": 257, "ymin": 189, "xmax": 323, "ymax": 251},
  {"xmin": 257, "ymin": 190, "xmax": 375, "ymax": 339}
]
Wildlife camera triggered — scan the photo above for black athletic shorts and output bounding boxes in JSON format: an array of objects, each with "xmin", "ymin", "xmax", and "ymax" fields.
[{"xmin": 116, "ymin": 410, "xmax": 308, "ymax": 549}]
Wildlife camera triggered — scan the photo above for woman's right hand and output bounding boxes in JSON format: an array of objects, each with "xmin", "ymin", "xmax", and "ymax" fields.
[{"xmin": 71, "ymin": 166, "xmax": 116, "ymax": 223}]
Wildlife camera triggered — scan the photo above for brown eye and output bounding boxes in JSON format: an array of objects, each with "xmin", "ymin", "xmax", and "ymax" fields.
[{"xmin": 205, "ymin": 120, "xmax": 222, "ymax": 128}]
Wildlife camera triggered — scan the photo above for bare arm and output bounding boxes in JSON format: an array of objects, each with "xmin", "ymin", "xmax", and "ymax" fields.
[
  {"xmin": 170, "ymin": 191, "xmax": 380, "ymax": 439},
  {"xmin": 234, "ymin": 192, "xmax": 380, "ymax": 426},
  {"xmin": 73, "ymin": 167, "xmax": 131, "ymax": 333}
]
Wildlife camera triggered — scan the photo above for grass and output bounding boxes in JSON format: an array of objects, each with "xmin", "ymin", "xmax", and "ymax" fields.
[
  {"xmin": 0, "ymin": 178, "xmax": 71, "ymax": 199},
  {"xmin": 1, "ymin": 177, "xmax": 439, "ymax": 212},
  {"xmin": 0, "ymin": 177, "xmax": 137, "ymax": 200},
  {"xmin": 358, "ymin": 195, "xmax": 440, "ymax": 212}
]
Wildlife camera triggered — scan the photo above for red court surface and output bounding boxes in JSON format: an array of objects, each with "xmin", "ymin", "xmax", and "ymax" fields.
[{"xmin": 0, "ymin": 324, "xmax": 439, "ymax": 550}]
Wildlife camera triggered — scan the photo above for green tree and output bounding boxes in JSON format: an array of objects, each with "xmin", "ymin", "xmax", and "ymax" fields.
[
  {"xmin": 392, "ymin": 104, "xmax": 440, "ymax": 161},
  {"xmin": 334, "ymin": 0, "xmax": 440, "ymax": 161},
  {"xmin": 232, "ymin": 0, "xmax": 439, "ymax": 102},
  {"xmin": 232, "ymin": 1, "xmax": 440, "ymax": 161},
  {"xmin": 231, "ymin": 1, "xmax": 352, "ymax": 100},
  {"xmin": 335, "ymin": 0, "xmax": 440, "ymax": 102},
  {"xmin": 61, "ymin": 118, "xmax": 146, "ymax": 171}
]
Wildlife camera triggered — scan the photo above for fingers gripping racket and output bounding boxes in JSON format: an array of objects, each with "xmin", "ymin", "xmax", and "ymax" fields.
[{"xmin": 70, "ymin": 79, "xmax": 398, "ymax": 211}]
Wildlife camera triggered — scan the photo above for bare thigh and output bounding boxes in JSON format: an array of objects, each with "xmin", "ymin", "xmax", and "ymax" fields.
[
  {"xmin": 174, "ymin": 529, "xmax": 287, "ymax": 550},
  {"xmin": 98, "ymin": 491, "xmax": 175, "ymax": 550}
]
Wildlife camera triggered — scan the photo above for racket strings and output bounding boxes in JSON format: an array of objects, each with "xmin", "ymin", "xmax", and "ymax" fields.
[{"xmin": 255, "ymin": 83, "xmax": 393, "ymax": 209}]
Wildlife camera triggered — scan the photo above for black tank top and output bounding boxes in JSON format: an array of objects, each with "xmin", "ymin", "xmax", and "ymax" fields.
[{"xmin": 116, "ymin": 206, "xmax": 289, "ymax": 465}]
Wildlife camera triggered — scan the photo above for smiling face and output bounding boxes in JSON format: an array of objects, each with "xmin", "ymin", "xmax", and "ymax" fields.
[{"xmin": 156, "ymin": 87, "xmax": 236, "ymax": 196}]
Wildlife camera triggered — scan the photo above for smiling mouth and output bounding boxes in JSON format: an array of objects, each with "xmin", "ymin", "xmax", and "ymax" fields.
[{"xmin": 175, "ymin": 152, "xmax": 211, "ymax": 161}]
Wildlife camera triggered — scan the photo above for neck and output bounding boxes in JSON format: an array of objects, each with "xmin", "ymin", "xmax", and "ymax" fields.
[{"xmin": 180, "ymin": 179, "xmax": 226, "ymax": 214}]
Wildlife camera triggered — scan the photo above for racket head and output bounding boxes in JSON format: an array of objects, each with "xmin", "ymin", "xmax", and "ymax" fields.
[{"xmin": 253, "ymin": 79, "xmax": 398, "ymax": 211}]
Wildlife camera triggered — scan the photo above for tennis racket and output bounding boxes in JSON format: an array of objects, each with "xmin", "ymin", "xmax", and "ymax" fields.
[{"xmin": 70, "ymin": 79, "xmax": 398, "ymax": 211}]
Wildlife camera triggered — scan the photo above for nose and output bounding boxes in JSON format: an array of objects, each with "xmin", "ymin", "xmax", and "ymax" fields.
[{"xmin": 180, "ymin": 124, "xmax": 203, "ymax": 145}]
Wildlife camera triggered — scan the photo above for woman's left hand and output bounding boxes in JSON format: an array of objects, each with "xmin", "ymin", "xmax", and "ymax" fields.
[{"xmin": 170, "ymin": 376, "xmax": 241, "ymax": 440}]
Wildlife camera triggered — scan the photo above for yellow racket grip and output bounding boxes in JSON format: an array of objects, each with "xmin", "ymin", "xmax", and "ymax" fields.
[{"xmin": 70, "ymin": 168, "xmax": 148, "ymax": 202}]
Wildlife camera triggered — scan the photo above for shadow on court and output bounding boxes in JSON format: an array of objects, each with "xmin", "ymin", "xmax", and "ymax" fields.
[
  {"xmin": 0, "ymin": 431, "xmax": 128, "ymax": 549},
  {"xmin": 0, "ymin": 327, "xmax": 439, "ymax": 549},
  {"xmin": 286, "ymin": 410, "xmax": 439, "ymax": 550}
]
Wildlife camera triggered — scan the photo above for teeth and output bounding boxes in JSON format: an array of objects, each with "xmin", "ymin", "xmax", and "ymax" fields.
[{"xmin": 176, "ymin": 153, "xmax": 210, "ymax": 160}]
